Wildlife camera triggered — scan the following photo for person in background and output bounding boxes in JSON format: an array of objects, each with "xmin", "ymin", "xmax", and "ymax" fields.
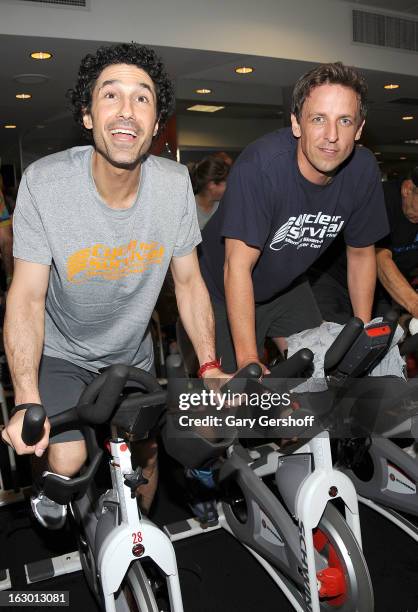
[
  {"xmin": 308, "ymin": 168, "xmax": 418, "ymax": 325},
  {"xmin": 189, "ymin": 156, "xmax": 230, "ymax": 230},
  {"xmin": 376, "ymin": 166, "xmax": 418, "ymax": 319},
  {"xmin": 0, "ymin": 176, "xmax": 13, "ymax": 293},
  {"xmin": 213, "ymin": 151, "xmax": 233, "ymax": 167}
]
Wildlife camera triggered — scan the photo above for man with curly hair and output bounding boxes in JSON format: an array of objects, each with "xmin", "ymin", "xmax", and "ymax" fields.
[{"xmin": 2, "ymin": 42, "xmax": 224, "ymax": 529}]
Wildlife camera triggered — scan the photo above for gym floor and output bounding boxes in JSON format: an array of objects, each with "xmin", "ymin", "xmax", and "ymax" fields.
[{"xmin": 1, "ymin": 450, "xmax": 418, "ymax": 612}]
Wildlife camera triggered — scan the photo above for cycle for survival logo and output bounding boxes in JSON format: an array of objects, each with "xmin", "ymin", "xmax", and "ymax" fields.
[{"xmin": 270, "ymin": 212, "xmax": 344, "ymax": 251}]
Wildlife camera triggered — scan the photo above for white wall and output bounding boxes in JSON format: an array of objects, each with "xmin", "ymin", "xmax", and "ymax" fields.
[
  {"xmin": 178, "ymin": 116, "xmax": 282, "ymax": 150},
  {"xmin": 2, "ymin": 0, "xmax": 418, "ymax": 76}
]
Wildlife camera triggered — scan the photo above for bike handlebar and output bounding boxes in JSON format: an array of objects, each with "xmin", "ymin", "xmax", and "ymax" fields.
[
  {"xmin": 21, "ymin": 364, "xmax": 163, "ymax": 446},
  {"xmin": 267, "ymin": 348, "xmax": 314, "ymax": 378},
  {"xmin": 21, "ymin": 404, "xmax": 47, "ymax": 446},
  {"xmin": 324, "ymin": 317, "xmax": 364, "ymax": 372}
]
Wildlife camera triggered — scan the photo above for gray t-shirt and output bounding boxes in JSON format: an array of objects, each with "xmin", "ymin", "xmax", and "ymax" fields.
[
  {"xmin": 196, "ymin": 199, "xmax": 219, "ymax": 230},
  {"xmin": 13, "ymin": 146, "xmax": 201, "ymax": 372}
]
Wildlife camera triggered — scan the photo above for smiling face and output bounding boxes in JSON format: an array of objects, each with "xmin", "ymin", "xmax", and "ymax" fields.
[
  {"xmin": 82, "ymin": 63, "xmax": 159, "ymax": 169},
  {"xmin": 291, "ymin": 83, "xmax": 364, "ymax": 185}
]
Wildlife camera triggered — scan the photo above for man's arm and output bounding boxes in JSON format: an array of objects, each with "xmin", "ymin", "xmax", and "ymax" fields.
[
  {"xmin": 376, "ymin": 247, "xmax": 418, "ymax": 317},
  {"xmin": 170, "ymin": 249, "xmax": 224, "ymax": 378},
  {"xmin": 346, "ymin": 245, "xmax": 376, "ymax": 323},
  {"xmin": 224, "ymin": 238, "xmax": 266, "ymax": 372},
  {"xmin": 1, "ymin": 259, "xmax": 50, "ymax": 455}
]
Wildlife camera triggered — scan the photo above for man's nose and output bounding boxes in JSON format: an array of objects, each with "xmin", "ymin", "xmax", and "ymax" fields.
[
  {"xmin": 324, "ymin": 122, "xmax": 338, "ymax": 143},
  {"xmin": 117, "ymin": 96, "xmax": 134, "ymax": 119}
]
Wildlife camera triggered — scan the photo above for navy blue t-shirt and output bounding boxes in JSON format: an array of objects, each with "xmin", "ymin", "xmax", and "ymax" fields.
[{"xmin": 200, "ymin": 128, "xmax": 389, "ymax": 304}]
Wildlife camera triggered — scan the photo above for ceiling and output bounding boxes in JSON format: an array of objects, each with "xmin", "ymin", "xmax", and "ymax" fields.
[
  {"xmin": 336, "ymin": 0, "xmax": 418, "ymax": 15},
  {"xmin": 1, "ymin": 31, "xmax": 418, "ymax": 179}
]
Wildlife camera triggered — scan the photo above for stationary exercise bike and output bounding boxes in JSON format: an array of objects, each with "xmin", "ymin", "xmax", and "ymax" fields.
[
  {"xmin": 163, "ymin": 320, "xmax": 382, "ymax": 612},
  {"xmin": 22, "ymin": 365, "xmax": 184, "ymax": 612},
  {"xmin": 333, "ymin": 317, "xmax": 418, "ymax": 546}
]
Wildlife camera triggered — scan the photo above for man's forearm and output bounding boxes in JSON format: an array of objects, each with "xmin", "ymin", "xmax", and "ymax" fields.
[
  {"xmin": 347, "ymin": 246, "xmax": 376, "ymax": 322},
  {"xmin": 175, "ymin": 276, "xmax": 216, "ymax": 365},
  {"xmin": 4, "ymin": 293, "xmax": 45, "ymax": 404},
  {"xmin": 377, "ymin": 251, "xmax": 418, "ymax": 317},
  {"xmin": 224, "ymin": 265, "xmax": 259, "ymax": 368}
]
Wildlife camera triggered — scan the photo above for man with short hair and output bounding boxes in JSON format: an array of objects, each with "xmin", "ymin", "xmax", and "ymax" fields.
[
  {"xmin": 200, "ymin": 62, "xmax": 389, "ymax": 373},
  {"xmin": 376, "ymin": 167, "xmax": 418, "ymax": 317},
  {"xmin": 1, "ymin": 42, "xmax": 224, "ymax": 529}
]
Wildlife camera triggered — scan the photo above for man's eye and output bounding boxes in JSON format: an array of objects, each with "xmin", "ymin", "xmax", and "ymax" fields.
[
  {"xmin": 312, "ymin": 116, "xmax": 325, "ymax": 124},
  {"xmin": 340, "ymin": 118, "xmax": 352, "ymax": 126},
  {"xmin": 104, "ymin": 92, "xmax": 115, "ymax": 99},
  {"xmin": 137, "ymin": 95, "xmax": 149, "ymax": 103}
]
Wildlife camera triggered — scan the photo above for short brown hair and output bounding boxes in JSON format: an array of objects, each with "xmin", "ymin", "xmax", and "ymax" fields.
[
  {"xmin": 291, "ymin": 62, "xmax": 367, "ymax": 123},
  {"xmin": 189, "ymin": 156, "xmax": 230, "ymax": 195}
]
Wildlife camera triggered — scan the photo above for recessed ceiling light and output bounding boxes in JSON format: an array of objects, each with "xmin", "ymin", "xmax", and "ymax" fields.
[
  {"xmin": 15, "ymin": 93, "xmax": 32, "ymax": 100},
  {"xmin": 235, "ymin": 66, "xmax": 254, "ymax": 75},
  {"xmin": 405, "ymin": 139, "xmax": 418, "ymax": 144},
  {"xmin": 4, "ymin": 124, "xmax": 16, "ymax": 129},
  {"xmin": 374, "ymin": 151, "xmax": 381, "ymax": 155},
  {"xmin": 384, "ymin": 83, "xmax": 399, "ymax": 90},
  {"xmin": 14, "ymin": 73, "xmax": 49, "ymax": 85},
  {"xmin": 195, "ymin": 88, "xmax": 212, "ymax": 94},
  {"xmin": 30, "ymin": 51, "xmax": 52, "ymax": 60},
  {"xmin": 187, "ymin": 104, "xmax": 225, "ymax": 113},
  {"xmin": 400, "ymin": 156, "xmax": 407, "ymax": 160},
  {"xmin": 402, "ymin": 115, "xmax": 414, "ymax": 121}
]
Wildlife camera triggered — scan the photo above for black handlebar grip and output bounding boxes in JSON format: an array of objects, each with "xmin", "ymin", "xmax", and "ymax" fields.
[
  {"xmin": 21, "ymin": 404, "xmax": 47, "ymax": 446},
  {"xmin": 324, "ymin": 317, "xmax": 364, "ymax": 372},
  {"xmin": 221, "ymin": 362, "xmax": 262, "ymax": 394},
  {"xmin": 235, "ymin": 363, "xmax": 263, "ymax": 379},
  {"xmin": 267, "ymin": 348, "xmax": 314, "ymax": 379}
]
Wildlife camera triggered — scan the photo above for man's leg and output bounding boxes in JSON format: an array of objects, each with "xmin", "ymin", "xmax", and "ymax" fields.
[
  {"xmin": 131, "ymin": 438, "xmax": 158, "ymax": 514},
  {"xmin": 260, "ymin": 279, "xmax": 323, "ymax": 350},
  {"xmin": 31, "ymin": 355, "xmax": 95, "ymax": 529}
]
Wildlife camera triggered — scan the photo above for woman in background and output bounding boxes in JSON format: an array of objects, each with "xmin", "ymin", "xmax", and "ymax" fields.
[{"xmin": 189, "ymin": 156, "xmax": 230, "ymax": 230}]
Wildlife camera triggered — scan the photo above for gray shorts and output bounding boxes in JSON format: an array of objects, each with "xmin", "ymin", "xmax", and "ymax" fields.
[
  {"xmin": 39, "ymin": 355, "xmax": 97, "ymax": 444},
  {"xmin": 212, "ymin": 280, "xmax": 322, "ymax": 373}
]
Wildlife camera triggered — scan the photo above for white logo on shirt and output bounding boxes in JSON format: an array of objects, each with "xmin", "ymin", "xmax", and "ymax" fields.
[{"xmin": 270, "ymin": 212, "xmax": 344, "ymax": 251}]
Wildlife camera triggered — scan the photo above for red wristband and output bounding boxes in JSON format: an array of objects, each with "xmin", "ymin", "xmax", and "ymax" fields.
[{"xmin": 197, "ymin": 359, "xmax": 222, "ymax": 378}]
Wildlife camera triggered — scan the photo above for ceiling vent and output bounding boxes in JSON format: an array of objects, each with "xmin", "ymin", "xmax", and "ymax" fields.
[
  {"xmin": 17, "ymin": 0, "xmax": 87, "ymax": 7},
  {"xmin": 388, "ymin": 97, "xmax": 418, "ymax": 106},
  {"xmin": 353, "ymin": 9, "xmax": 418, "ymax": 53}
]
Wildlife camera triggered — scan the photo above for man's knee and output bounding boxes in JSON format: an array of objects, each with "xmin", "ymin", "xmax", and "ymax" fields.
[{"xmin": 48, "ymin": 440, "xmax": 87, "ymax": 477}]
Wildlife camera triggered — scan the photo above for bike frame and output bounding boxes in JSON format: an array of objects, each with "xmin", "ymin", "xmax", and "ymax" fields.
[{"xmin": 94, "ymin": 437, "xmax": 184, "ymax": 612}]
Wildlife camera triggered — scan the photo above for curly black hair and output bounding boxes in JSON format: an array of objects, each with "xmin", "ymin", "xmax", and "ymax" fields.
[{"xmin": 69, "ymin": 42, "xmax": 175, "ymax": 140}]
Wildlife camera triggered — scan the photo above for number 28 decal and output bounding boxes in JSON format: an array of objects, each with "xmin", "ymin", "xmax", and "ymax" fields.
[{"xmin": 132, "ymin": 531, "xmax": 143, "ymax": 544}]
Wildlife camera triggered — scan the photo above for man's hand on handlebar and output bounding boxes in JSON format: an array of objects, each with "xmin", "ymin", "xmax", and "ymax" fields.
[
  {"xmin": 237, "ymin": 357, "xmax": 269, "ymax": 377},
  {"xmin": 1, "ymin": 408, "xmax": 50, "ymax": 457}
]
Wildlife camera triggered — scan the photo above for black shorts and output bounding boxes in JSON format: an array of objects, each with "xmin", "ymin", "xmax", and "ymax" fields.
[
  {"xmin": 212, "ymin": 279, "xmax": 322, "ymax": 373},
  {"xmin": 38, "ymin": 355, "xmax": 97, "ymax": 444}
]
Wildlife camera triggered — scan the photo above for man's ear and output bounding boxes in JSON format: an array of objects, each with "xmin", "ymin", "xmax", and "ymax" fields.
[
  {"xmin": 82, "ymin": 110, "xmax": 93, "ymax": 131},
  {"xmin": 354, "ymin": 119, "xmax": 365, "ymax": 141},
  {"xmin": 401, "ymin": 179, "xmax": 413, "ymax": 199},
  {"xmin": 153, "ymin": 119, "xmax": 159, "ymax": 137},
  {"xmin": 291, "ymin": 113, "xmax": 301, "ymax": 138}
]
